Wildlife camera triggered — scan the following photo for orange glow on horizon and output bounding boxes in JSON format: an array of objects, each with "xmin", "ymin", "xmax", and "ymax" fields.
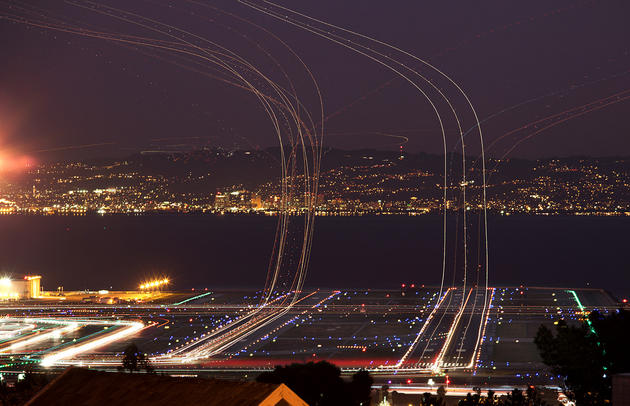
[{"xmin": 0, "ymin": 152, "xmax": 36, "ymax": 173}]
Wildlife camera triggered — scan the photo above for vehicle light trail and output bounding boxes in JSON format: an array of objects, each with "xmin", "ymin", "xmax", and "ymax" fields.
[
  {"xmin": 0, "ymin": 317, "xmax": 147, "ymax": 367},
  {"xmin": 40, "ymin": 320, "xmax": 144, "ymax": 367},
  {"xmin": 0, "ymin": 323, "xmax": 79, "ymax": 354}
]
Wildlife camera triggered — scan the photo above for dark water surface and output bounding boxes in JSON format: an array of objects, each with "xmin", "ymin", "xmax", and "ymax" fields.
[{"xmin": 0, "ymin": 215, "xmax": 627, "ymax": 297}]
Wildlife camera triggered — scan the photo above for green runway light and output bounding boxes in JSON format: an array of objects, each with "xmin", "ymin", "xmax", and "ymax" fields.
[
  {"xmin": 567, "ymin": 290, "xmax": 597, "ymax": 334},
  {"xmin": 173, "ymin": 292, "xmax": 213, "ymax": 306},
  {"xmin": 567, "ymin": 290, "xmax": 607, "ymax": 371}
]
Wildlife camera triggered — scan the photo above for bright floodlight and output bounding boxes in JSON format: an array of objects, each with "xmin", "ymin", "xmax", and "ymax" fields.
[{"xmin": 139, "ymin": 278, "xmax": 170, "ymax": 290}]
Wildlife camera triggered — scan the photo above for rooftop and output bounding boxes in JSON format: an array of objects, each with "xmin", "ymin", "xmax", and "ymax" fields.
[{"xmin": 26, "ymin": 367, "xmax": 308, "ymax": 406}]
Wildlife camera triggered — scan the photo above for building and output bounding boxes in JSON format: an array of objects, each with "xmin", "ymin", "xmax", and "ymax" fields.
[
  {"xmin": 214, "ymin": 192, "xmax": 230, "ymax": 210},
  {"xmin": 0, "ymin": 276, "xmax": 41, "ymax": 299},
  {"xmin": 25, "ymin": 367, "xmax": 309, "ymax": 406},
  {"xmin": 251, "ymin": 194, "xmax": 263, "ymax": 209}
]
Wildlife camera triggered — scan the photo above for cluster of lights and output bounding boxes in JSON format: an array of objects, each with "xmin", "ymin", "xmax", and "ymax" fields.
[
  {"xmin": 337, "ymin": 345, "xmax": 367, "ymax": 351},
  {"xmin": 139, "ymin": 278, "xmax": 170, "ymax": 290}
]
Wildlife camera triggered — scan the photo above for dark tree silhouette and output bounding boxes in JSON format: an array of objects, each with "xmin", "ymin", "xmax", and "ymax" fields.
[
  {"xmin": 349, "ymin": 369, "xmax": 373, "ymax": 406},
  {"xmin": 256, "ymin": 361, "xmax": 372, "ymax": 406},
  {"xmin": 0, "ymin": 369, "xmax": 51, "ymax": 406},
  {"xmin": 535, "ymin": 309, "xmax": 630, "ymax": 405},
  {"xmin": 0, "ymin": 380, "xmax": 9, "ymax": 406},
  {"xmin": 485, "ymin": 390, "xmax": 495, "ymax": 405},
  {"xmin": 505, "ymin": 388, "xmax": 525, "ymax": 406},
  {"xmin": 456, "ymin": 387, "xmax": 547, "ymax": 406},
  {"xmin": 119, "ymin": 343, "xmax": 153, "ymax": 373},
  {"xmin": 419, "ymin": 386, "xmax": 447, "ymax": 406},
  {"xmin": 437, "ymin": 385, "xmax": 447, "ymax": 405},
  {"xmin": 422, "ymin": 392, "xmax": 438, "ymax": 405},
  {"xmin": 458, "ymin": 392, "xmax": 481, "ymax": 406}
]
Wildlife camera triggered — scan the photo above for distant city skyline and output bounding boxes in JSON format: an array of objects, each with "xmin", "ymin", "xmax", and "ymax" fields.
[{"xmin": 0, "ymin": 148, "xmax": 628, "ymax": 216}]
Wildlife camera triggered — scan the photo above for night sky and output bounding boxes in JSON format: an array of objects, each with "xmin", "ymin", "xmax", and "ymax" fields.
[{"xmin": 1, "ymin": 0, "xmax": 629, "ymax": 161}]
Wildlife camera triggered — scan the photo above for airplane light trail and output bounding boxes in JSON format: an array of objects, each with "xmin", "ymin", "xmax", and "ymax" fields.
[
  {"xmin": 234, "ymin": 0, "xmax": 494, "ymax": 375},
  {"xmin": 1, "ymin": 0, "xmax": 324, "ymax": 322},
  {"xmin": 0, "ymin": 0, "xmax": 496, "ymax": 369},
  {"xmin": 385, "ymin": 289, "xmax": 451, "ymax": 370},
  {"xmin": 473, "ymin": 288, "xmax": 496, "ymax": 372}
]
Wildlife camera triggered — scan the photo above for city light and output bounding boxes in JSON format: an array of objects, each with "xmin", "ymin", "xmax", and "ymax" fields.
[{"xmin": 0, "ymin": 153, "xmax": 626, "ymax": 216}]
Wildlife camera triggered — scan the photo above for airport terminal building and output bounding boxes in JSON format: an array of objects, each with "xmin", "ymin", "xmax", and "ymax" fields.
[{"xmin": 0, "ymin": 276, "xmax": 41, "ymax": 299}]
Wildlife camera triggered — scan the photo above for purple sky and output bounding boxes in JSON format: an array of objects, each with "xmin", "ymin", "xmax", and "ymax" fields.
[{"xmin": 1, "ymin": 0, "xmax": 629, "ymax": 160}]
